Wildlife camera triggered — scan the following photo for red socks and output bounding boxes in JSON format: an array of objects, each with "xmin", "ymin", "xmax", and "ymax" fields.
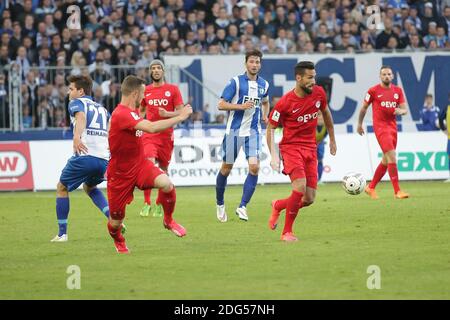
[
  {"xmin": 387, "ymin": 163, "xmax": 400, "ymax": 194},
  {"xmin": 159, "ymin": 188, "xmax": 176, "ymax": 223},
  {"xmin": 144, "ymin": 189, "xmax": 152, "ymax": 205},
  {"xmin": 282, "ymin": 190, "xmax": 303, "ymax": 235},
  {"xmin": 107, "ymin": 221, "xmax": 124, "ymax": 242},
  {"xmin": 369, "ymin": 162, "xmax": 387, "ymax": 189},
  {"xmin": 274, "ymin": 198, "xmax": 289, "ymax": 211}
]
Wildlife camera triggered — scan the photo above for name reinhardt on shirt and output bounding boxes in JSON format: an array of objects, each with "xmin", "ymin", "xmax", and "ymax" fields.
[{"xmin": 86, "ymin": 128, "xmax": 108, "ymax": 137}]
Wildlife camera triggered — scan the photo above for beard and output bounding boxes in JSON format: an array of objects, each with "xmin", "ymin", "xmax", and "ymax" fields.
[
  {"xmin": 301, "ymin": 85, "xmax": 313, "ymax": 94},
  {"xmin": 382, "ymin": 79, "xmax": 391, "ymax": 86},
  {"xmin": 151, "ymin": 74, "xmax": 163, "ymax": 83}
]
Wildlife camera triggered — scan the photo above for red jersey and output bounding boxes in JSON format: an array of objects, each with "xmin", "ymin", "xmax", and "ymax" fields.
[
  {"xmin": 269, "ymin": 85, "xmax": 328, "ymax": 150},
  {"xmin": 107, "ymin": 104, "xmax": 145, "ymax": 179},
  {"xmin": 364, "ymin": 84, "xmax": 405, "ymax": 134},
  {"xmin": 140, "ymin": 83, "xmax": 183, "ymax": 140}
]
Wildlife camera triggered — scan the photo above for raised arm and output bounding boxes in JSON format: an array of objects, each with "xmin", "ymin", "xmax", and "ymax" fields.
[
  {"xmin": 159, "ymin": 103, "xmax": 190, "ymax": 118},
  {"xmin": 135, "ymin": 105, "xmax": 192, "ymax": 133}
]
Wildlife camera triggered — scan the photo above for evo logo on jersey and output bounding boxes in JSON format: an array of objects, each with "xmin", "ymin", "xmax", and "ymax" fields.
[
  {"xmin": 380, "ymin": 101, "xmax": 397, "ymax": 108},
  {"xmin": 148, "ymin": 99, "xmax": 169, "ymax": 106},
  {"xmin": 242, "ymin": 96, "xmax": 261, "ymax": 107},
  {"xmin": 297, "ymin": 111, "xmax": 319, "ymax": 123}
]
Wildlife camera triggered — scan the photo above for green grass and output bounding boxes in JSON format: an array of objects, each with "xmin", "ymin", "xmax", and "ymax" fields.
[{"xmin": 0, "ymin": 181, "xmax": 449, "ymax": 299}]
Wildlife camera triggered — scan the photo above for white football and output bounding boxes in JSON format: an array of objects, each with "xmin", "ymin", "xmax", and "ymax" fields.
[{"xmin": 342, "ymin": 172, "xmax": 366, "ymax": 195}]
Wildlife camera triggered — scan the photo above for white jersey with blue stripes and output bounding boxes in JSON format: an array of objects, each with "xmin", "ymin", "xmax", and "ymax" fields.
[
  {"xmin": 68, "ymin": 96, "xmax": 110, "ymax": 160},
  {"xmin": 221, "ymin": 73, "xmax": 269, "ymax": 137}
]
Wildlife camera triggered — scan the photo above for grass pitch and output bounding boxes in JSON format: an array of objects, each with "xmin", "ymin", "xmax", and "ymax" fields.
[{"xmin": 0, "ymin": 181, "xmax": 449, "ymax": 299}]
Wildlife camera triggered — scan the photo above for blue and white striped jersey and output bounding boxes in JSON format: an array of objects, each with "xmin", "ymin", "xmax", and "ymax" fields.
[
  {"xmin": 68, "ymin": 95, "xmax": 110, "ymax": 160},
  {"xmin": 221, "ymin": 73, "xmax": 269, "ymax": 137}
]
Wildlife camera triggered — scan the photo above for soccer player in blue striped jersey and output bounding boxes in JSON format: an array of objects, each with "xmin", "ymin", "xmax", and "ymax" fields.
[
  {"xmin": 51, "ymin": 75, "xmax": 115, "ymax": 242},
  {"xmin": 215, "ymin": 49, "xmax": 270, "ymax": 222}
]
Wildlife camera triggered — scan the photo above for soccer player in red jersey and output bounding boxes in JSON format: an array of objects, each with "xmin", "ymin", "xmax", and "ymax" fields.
[
  {"xmin": 266, "ymin": 61, "xmax": 337, "ymax": 242},
  {"xmin": 357, "ymin": 65, "xmax": 410, "ymax": 199},
  {"xmin": 139, "ymin": 59, "xmax": 186, "ymax": 218},
  {"xmin": 107, "ymin": 75, "xmax": 192, "ymax": 254}
]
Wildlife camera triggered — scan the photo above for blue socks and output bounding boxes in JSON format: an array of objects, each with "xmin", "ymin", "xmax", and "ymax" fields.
[
  {"xmin": 56, "ymin": 197, "xmax": 69, "ymax": 236},
  {"xmin": 88, "ymin": 188, "xmax": 110, "ymax": 218},
  {"xmin": 239, "ymin": 173, "xmax": 258, "ymax": 208},
  {"xmin": 216, "ymin": 172, "xmax": 228, "ymax": 206}
]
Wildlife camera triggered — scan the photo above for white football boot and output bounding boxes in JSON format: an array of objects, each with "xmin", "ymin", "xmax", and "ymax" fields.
[
  {"xmin": 235, "ymin": 206, "xmax": 248, "ymax": 221},
  {"xmin": 216, "ymin": 204, "xmax": 228, "ymax": 222},
  {"xmin": 51, "ymin": 234, "xmax": 68, "ymax": 242}
]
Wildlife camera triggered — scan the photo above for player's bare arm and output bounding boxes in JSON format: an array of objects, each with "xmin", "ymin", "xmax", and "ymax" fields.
[
  {"xmin": 394, "ymin": 103, "xmax": 408, "ymax": 116},
  {"xmin": 321, "ymin": 107, "xmax": 337, "ymax": 156},
  {"xmin": 266, "ymin": 121, "xmax": 280, "ymax": 172},
  {"xmin": 218, "ymin": 98, "xmax": 254, "ymax": 111},
  {"xmin": 357, "ymin": 101, "xmax": 370, "ymax": 135},
  {"xmin": 135, "ymin": 106, "xmax": 193, "ymax": 133},
  {"xmin": 73, "ymin": 111, "xmax": 88, "ymax": 155},
  {"xmin": 261, "ymin": 100, "xmax": 270, "ymax": 124},
  {"xmin": 139, "ymin": 102, "xmax": 146, "ymax": 118},
  {"xmin": 158, "ymin": 104, "xmax": 189, "ymax": 118}
]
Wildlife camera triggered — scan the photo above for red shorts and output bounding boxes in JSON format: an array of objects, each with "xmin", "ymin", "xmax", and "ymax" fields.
[
  {"xmin": 143, "ymin": 138, "xmax": 174, "ymax": 169},
  {"xmin": 375, "ymin": 130, "xmax": 397, "ymax": 153},
  {"xmin": 280, "ymin": 145, "xmax": 318, "ymax": 189},
  {"xmin": 107, "ymin": 160, "xmax": 165, "ymax": 220}
]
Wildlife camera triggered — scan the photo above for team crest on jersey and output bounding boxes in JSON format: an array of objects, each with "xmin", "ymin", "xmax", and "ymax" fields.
[
  {"xmin": 259, "ymin": 88, "xmax": 265, "ymax": 95},
  {"xmin": 136, "ymin": 130, "xmax": 143, "ymax": 137},
  {"xmin": 165, "ymin": 91, "xmax": 171, "ymax": 97},
  {"xmin": 315, "ymin": 101, "xmax": 321, "ymax": 108},
  {"xmin": 394, "ymin": 93, "xmax": 399, "ymax": 99}
]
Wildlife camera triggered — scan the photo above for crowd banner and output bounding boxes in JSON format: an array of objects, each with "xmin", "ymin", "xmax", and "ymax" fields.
[
  {"xmin": 0, "ymin": 142, "xmax": 34, "ymax": 191},
  {"xmin": 165, "ymin": 52, "xmax": 450, "ymax": 131},
  {"xmin": 3, "ymin": 131, "xmax": 444, "ymax": 191}
]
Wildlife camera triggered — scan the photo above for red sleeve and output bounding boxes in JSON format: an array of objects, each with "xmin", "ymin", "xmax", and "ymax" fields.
[
  {"xmin": 172, "ymin": 86, "xmax": 184, "ymax": 107},
  {"xmin": 364, "ymin": 87, "xmax": 374, "ymax": 105},
  {"xmin": 397, "ymin": 88, "xmax": 406, "ymax": 105},
  {"xmin": 268, "ymin": 96, "xmax": 284, "ymax": 127},
  {"xmin": 117, "ymin": 109, "xmax": 144, "ymax": 130}
]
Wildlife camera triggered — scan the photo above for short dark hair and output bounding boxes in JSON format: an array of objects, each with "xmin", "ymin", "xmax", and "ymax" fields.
[
  {"xmin": 121, "ymin": 75, "xmax": 145, "ymax": 96},
  {"xmin": 245, "ymin": 49, "xmax": 263, "ymax": 62},
  {"xmin": 67, "ymin": 75, "xmax": 92, "ymax": 96},
  {"xmin": 295, "ymin": 61, "xmax": 315, "ymax": 76},
  {"xmin": 380, "ymin": 65, "xmax": 392, "ymax": 72}
]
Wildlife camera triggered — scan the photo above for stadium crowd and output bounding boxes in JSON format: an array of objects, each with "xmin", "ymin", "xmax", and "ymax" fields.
[{"xmin": 0, "ymin": 0, "xmax": 449, "ymax": 129}]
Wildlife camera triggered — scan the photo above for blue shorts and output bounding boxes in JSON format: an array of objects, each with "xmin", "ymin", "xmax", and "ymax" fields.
[
  {"xmin": 60, "ymin": 155, "xmax": 108, "ymax": 192},
  {"xmin": 317, "ymin": 141, "xmax": 325, "ymax": 161},
  {"xmin": 221, "ymin": 134, "xmax": 261, "ymax": 164}
]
